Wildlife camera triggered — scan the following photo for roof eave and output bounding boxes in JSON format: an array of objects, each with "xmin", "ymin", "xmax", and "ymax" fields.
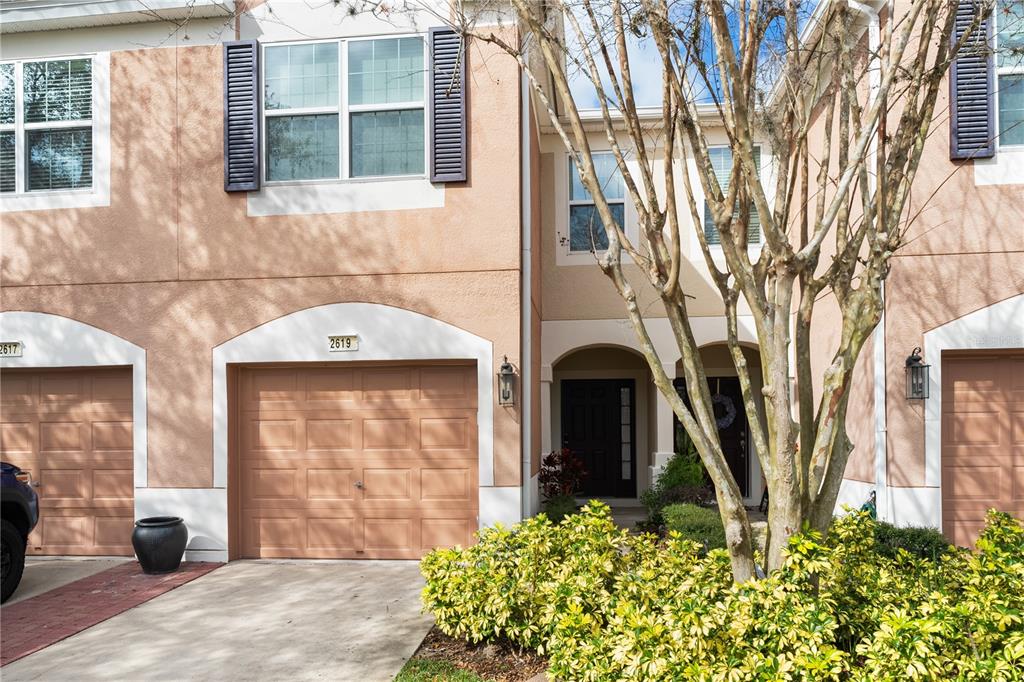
[{"xmin": 0, "ymin": 0, "xmax": 234, "ymax": 34}]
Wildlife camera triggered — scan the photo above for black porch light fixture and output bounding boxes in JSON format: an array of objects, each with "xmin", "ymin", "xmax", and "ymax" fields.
[
  {"xmin": 905, "ymin": 347, "xmax": 930, "ymax": 400},
  {"xmin": 498, "ymin": 356, "xmax": 516, "ymax": 406}
]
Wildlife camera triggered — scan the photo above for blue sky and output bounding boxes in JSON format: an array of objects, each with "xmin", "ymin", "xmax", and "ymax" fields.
[
  {"xmin": 567, "ymin": 3, "xmax": 817, "ymax": 111},
  {"xmin": 567, "ymin": 33, "xmax": 666, "ymax": 110}
]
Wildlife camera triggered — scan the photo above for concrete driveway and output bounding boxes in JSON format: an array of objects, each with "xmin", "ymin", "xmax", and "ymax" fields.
[
  {"xmin": 2, "ymin": 560, "xmax": 433, "ymax": 681},
  {"xmin": 6, "ymin": 558, "xmax": 130, "ymax": 605}
]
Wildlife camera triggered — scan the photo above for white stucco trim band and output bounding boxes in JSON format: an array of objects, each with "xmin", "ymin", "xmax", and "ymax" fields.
[
  {"xmin": 837, "ymin": 481, "xmax": 940, "ymax": 531},
  {"xmin": 247, "ymin": 177, "xmax": 444, "ymax": 217},
  {"xmin": 836, "ymin": 478, "xmax": 874, "ymax": 514},
  {"xmin": 922, "ymin": 294, "xmax": 1024, "ymax": 530},
  {"xmin": 0, "ymin": 311, "xmax": 148, "ymax": 486},
  {"xmin": 212, "ymin": 302, "xmax": 508, "ymax": 532},
  {"xmin": 974, "ymin": 147, "xmax": 1024, "ymax": 186},
  {"xmin": 540, "ymin": 316, "xmax": 759, "ymax": 369},
  {"xmin": 135, "ymin": 487, "xmax": 228, "ymax": 562},
  {"xmin": 888, "ymin": 486, "xmax": 942, "ymax": 529},
  {"xmin": 480, "ymin": 486, "xmax": 522, "ymax": 528}
]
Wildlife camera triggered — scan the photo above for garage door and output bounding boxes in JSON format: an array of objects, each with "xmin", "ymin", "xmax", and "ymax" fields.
[
  {"xmin": 0, "ymin": 367, "xmax": 134, "ymax": 556},
  {"xmin": 238, "ymin": 362, "xmax": 479, "ymax": 559},
  {"xmin": 941, "ymin": 352, "xmax": 1024, "ymax": 547}
]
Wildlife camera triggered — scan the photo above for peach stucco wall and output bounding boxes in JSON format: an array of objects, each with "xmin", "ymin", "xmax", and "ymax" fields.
[
  {"xmin": 0, "ymin": 37, "xmax": 526, "ymax": 489},
  {"xmin": 882, "ymin": 146, "xmax": 1024, "ymax": 486},
  {"xmin": 538, "ymin": 146, "xmax": 730, "ymax": 321},
  {"xmin": 825, "ymin": 23, "xmax": 1024, "ymax": 488}
]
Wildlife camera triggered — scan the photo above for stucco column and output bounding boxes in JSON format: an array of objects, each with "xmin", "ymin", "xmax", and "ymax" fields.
[
  {"xmin": 650, "ymin": 362, "xmax": 677, "ymax": 483},
  {"xmin": 540, "ymin": 364, "xmax": 553, "ymax": 456}
]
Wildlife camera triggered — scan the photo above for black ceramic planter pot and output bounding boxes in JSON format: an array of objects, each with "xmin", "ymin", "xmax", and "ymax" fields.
[{"xmin": 132, "ymin": 517, "xmax": 187, "ymax": 574}]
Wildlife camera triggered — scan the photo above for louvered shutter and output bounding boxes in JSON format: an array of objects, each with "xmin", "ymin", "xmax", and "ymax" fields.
[
  {"xmin": 429, "ymin": 27, "xmax": 468, "ymax": 183},
  {"xmin": 949, "ymin": 0, "xmax": 995, "ymax": 160},
  {"xmin": 223, "ymin": 40, "xmax": 261, "ymax": 192}
]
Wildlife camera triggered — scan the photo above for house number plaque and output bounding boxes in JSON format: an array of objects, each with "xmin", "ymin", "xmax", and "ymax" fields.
[
  {"xmin": 0, "ymin": 341, "xmax": 23, "ymax": 357},
  {"xmin": 328, "ymin": 335, "xmax": 359, "ymax": 352}
]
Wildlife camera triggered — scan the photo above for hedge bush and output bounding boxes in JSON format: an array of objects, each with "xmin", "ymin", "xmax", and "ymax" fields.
[
  {"xmin": 639, "ymin": 444, "xmax": 713, "ymax": 525},
  {"xmin": 421, "ymin": 503, "xmax": 1024, "ymax": 681},
  {"xmin": 542, "ymin": 494, "xmax": 577, "ymax": 523},
  {"xmin": 872, "ymin": 520, "xmax": 952, "ymax": 560},
  {"xmin": 662, "ymin": 502, "xmax": 726, "ymax": 550}
]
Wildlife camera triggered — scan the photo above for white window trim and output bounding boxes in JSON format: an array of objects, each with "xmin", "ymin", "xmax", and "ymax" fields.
[
  {"xmin": 977, "ymin": 4, "xmax": 1024, "ymax": 185},
  {"xmin": 260, "ymin": 33, "xmax": 428, "ymax": 187},
  {"xmin": 557, "ymin": 151, "xmax": 637, "ymax": 267},
  {"xmin": 0, "ymin": 52, "xmax": 109, "ymax": 212}
]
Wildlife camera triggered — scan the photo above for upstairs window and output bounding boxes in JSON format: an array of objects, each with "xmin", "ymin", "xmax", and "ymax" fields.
[
  {"xmin": 568, "ymin": 153, "xmax": 625, "ymax": 253},
  {"xmin": 997, "ymin": 0, "xmax": 1024, "ymax": 147},
  {"xmin": 348, "ymin": 38, "xmax": 425, "ymax": 178},
  {"xmin": 262, "ymin": 36, "xmax": 425, "ymax": 183},
  {"xmin": 1, "ymin": 64, "xmax": 13, "ymax": 193},
  {"xmin": 703, "ymin": 146, "xmax": 761, "ymax": 246},
  {"xmin": 264, "ymin": 43, "xmax": 340, "ymax": 181},
  {"xmin": 0, "ymin": 57, "xmax": 94, "ymax": 194}
]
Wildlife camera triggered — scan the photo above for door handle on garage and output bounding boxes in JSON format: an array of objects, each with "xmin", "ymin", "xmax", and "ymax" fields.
[{"xmin": 354, "ymin": 480, "xmax": 364, "ymax": 489}]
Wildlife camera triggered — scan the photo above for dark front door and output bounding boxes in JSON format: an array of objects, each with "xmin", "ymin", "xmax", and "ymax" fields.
[
  {"xmin": 673, "ymin": 376, "xmax": 749, "ymax": 497},
  {"xmin": 561, "ymin": 379, "xmax": 636, "ymax": 498}
]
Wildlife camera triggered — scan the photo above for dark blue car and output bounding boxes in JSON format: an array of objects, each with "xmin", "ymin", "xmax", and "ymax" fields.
[{"xmin": 2, "ymin": 461, "xmax": 39, "ymax": 603}]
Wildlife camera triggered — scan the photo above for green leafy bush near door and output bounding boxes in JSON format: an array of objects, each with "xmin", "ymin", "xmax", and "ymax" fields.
[
  {"xmin": 421, "ymin": 503, "xmax": 1024, "ymax": 681},
  {"xmin": 639, "ymin": 432, "xmax": 713, "ymax": 526},
  {"xmin": 541, "ymin": 494, "xmax": 577, "ymax": 523}
]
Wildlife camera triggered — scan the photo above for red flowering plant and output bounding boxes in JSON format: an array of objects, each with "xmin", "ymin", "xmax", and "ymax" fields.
[{"xmin": 539, "ymin": 448, "xmax": 587, "ymax": 500}]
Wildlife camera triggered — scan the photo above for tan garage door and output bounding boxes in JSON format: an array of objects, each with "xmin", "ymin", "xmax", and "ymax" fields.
[
  {"xmin": 0, "ymin": 367, "xmax": 134, "ymax": 556},
  {"xmin": 941, "ymin": 351, "xmax": 1024, "ymax": 547},
  {"xmin": 237, "ymin": 362, "xmax": 479, "ymax": 559}
]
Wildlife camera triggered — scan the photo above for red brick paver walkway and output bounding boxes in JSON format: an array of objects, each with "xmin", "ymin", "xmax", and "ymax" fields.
[{"xmin": 1, "ymin": 561, "xmax": 219, "ymax": 667}]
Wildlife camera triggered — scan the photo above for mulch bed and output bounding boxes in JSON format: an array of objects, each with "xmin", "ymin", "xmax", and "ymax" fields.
[
  {"xmin": 410, "ymin": 626, "xmax": 549, "ymax": 681},
  {"xmin": 1, "ymin": 561, "xmax": 219, "ymax": 667}
]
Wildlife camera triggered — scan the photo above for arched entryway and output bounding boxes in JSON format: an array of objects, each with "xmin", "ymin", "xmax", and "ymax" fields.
[
  {"xmin": 552, "ymin": 346, "xmax": 652, "ymax": 499},
  {"xmin": 673, "ymin": 343, "xmax": 766, "ymax": 506}
]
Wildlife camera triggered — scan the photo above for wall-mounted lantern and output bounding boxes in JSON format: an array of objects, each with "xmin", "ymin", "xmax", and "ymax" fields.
[
  {"xmin": 905, "ymin": 347, "xmax": 930, "ymax": 400},
  {"xmin": 498, "ymin": 356, "xmax": 517, "ymax": 406}
]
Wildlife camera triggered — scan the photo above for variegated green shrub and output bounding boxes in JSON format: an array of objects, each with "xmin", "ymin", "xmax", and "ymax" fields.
[{"xmin": 420, "ymin": 503, "xmax": 1024, "ymax": 681}]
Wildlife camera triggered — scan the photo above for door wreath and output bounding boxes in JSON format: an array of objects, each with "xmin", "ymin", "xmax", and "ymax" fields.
[{"xmin": 711, "ymin": 393, "xmax": 737, "ymax": 429}]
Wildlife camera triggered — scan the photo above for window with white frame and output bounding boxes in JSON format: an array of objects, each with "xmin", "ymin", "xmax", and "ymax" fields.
[
  {"xmin": 996, "ymin": 0, "xmax": 1024, "ymax": 147},
  {"xmin": 568, "ymin": 153, "xmax": 625, "ymax": 253},
  {"xmin": 263, "ymin": 36, "xmax": 425, "ymax": 183},
  {"xmin": 0, "ymin": 57, "xmax": 94, "ymax": 194},
  {"xmin": 703, "ymin": 146, "xmax": 761, "ymax": 246}
]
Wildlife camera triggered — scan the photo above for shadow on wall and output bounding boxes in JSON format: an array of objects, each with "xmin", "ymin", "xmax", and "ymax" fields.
[
  {"xmin": 882, "ymin": 163, "xmax": 1024, "ymax": 488},
  {"xmin": 0, "ymin": 40, "xmax": 520, "ymax": 494}
]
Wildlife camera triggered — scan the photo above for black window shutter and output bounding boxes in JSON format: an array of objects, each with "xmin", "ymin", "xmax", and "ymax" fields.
[
  {"xmin": 223, "ymin": 40, "xmax": 261, "ymax": 192},
  {"xmin": 949, "ymin": 0, "xmax": 995, "ymax": 160},
  {"xmin": 429, "ymin": 27, "xmax": 468, "ymax": 183}
]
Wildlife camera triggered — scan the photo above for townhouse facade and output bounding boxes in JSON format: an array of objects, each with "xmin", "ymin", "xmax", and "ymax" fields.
[
  {"xmin": 533, "ymin": 112, "xmax": 771, "ymax": 513},
  {"xmin": 0, "ymin": 0, "xmax": 1020, "ymax": 563},
  {"xmin": 831, "ymin": 0, "xmax": 1024, "ymax": 547},
  {"xmin": 0, "ymin": 0, "xmax": 535, "ymax": 561}
]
